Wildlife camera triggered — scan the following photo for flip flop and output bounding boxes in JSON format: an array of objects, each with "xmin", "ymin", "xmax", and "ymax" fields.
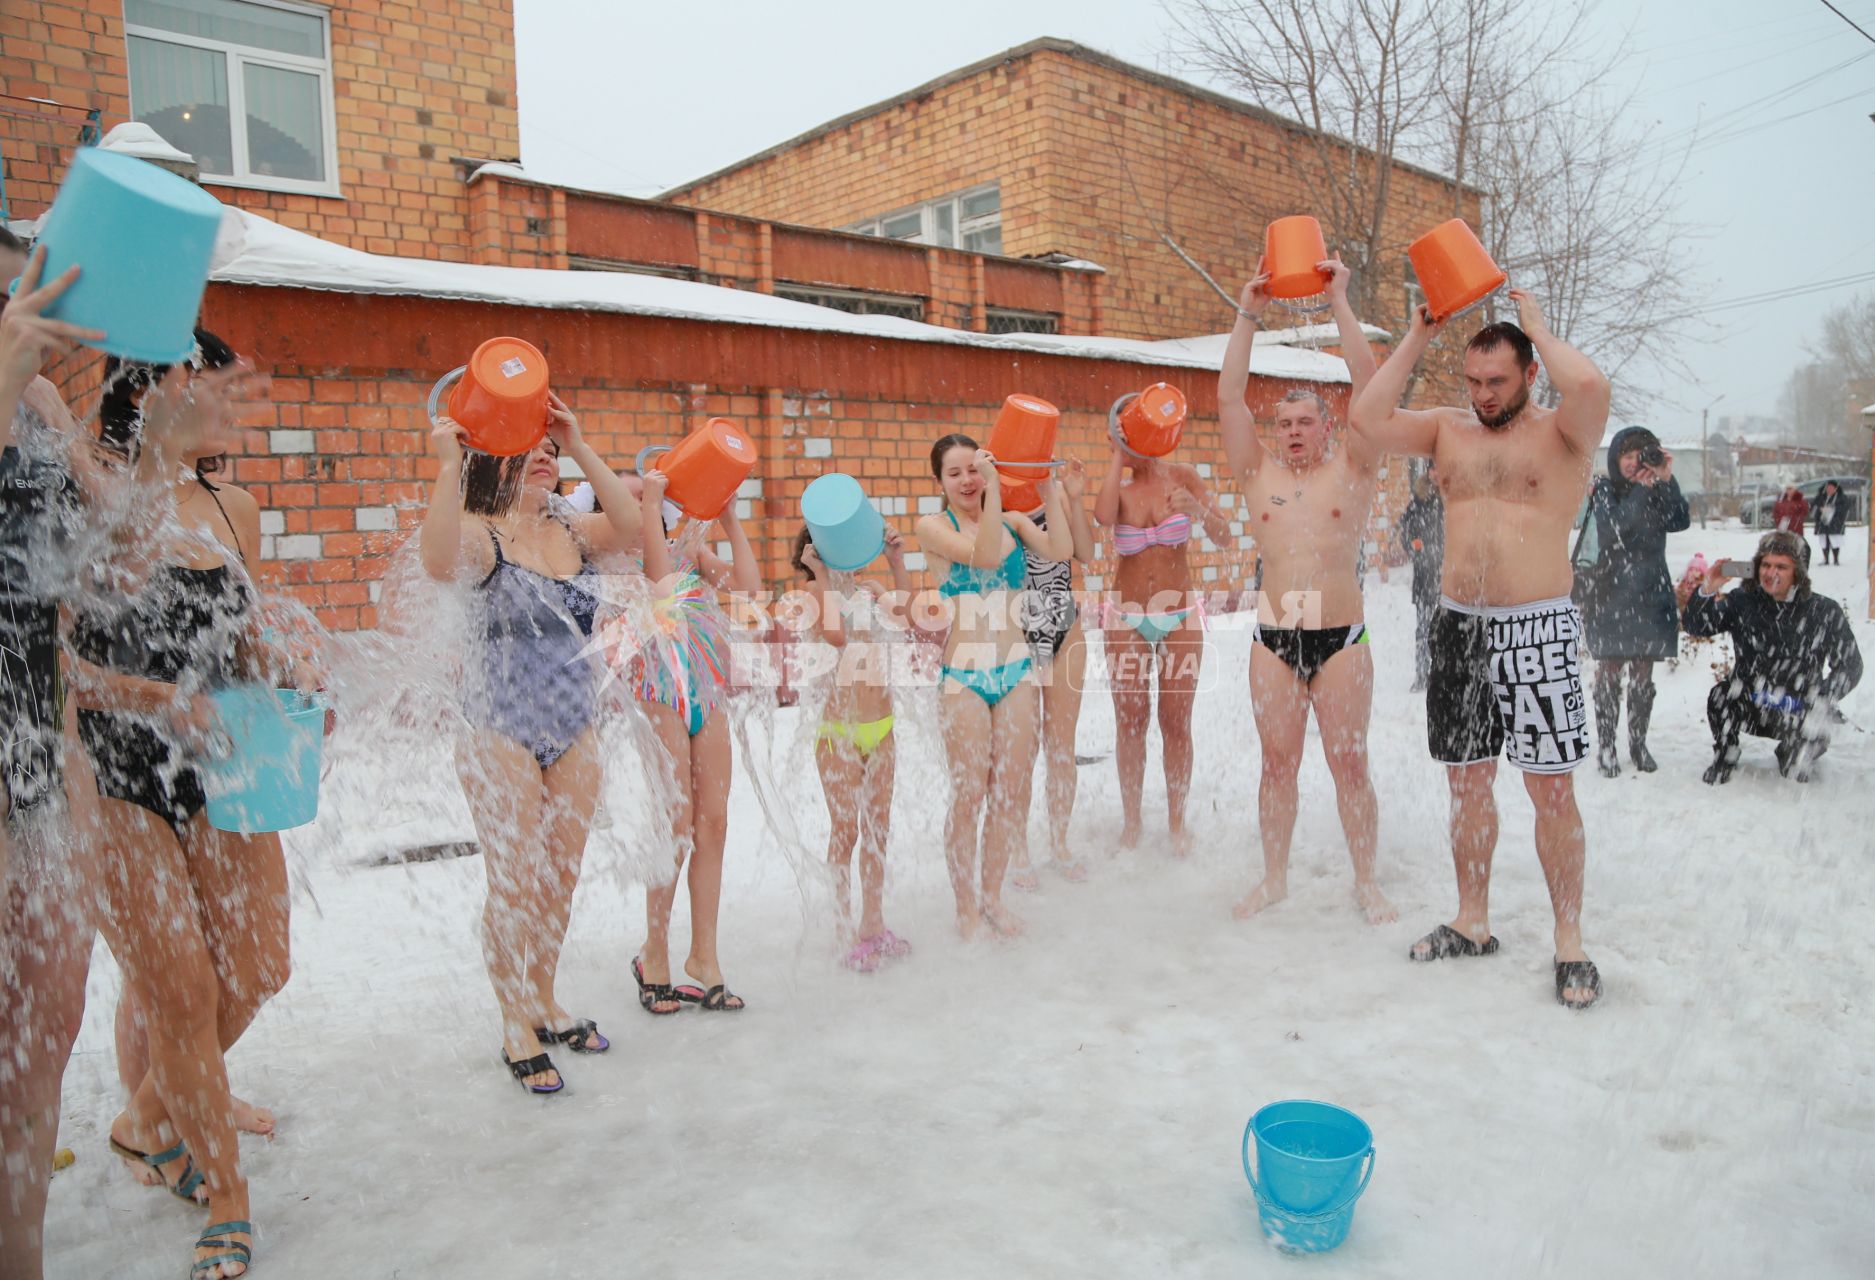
[
  {"xmin": 698, "ymin": 984, "xmax": 746, "ymax": 1012},
  {"xmin": 190, "ymin": 1219, "xmax": 252, "ymax": 1280},
  {"xmin": 1408, "ymin": 923, "xmax": 1500, "ymax": 962},
  {"xmin": 1555, "ymin": 958, "xmax": 1602, "ymax": 1010},
  {"xmin": 501, "ymin": 1049, "xmax": 564, "ymax": 1095},
  {"xmin": 631, "ymin": 956, "xmax": 692, "ymax": 1015},
  {"xmin": 1009, "ymin": 864, "xmax": 1042, "ymax": 892},
  {"xmin": 535, "ymin": 1018, "xmax": 610, "ymax": 1053}
]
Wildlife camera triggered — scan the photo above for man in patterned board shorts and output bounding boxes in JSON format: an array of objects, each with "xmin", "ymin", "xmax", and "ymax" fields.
[{"xmin": 1351, "ymin": 289, "xmax": 1608, "ymax": 1009}]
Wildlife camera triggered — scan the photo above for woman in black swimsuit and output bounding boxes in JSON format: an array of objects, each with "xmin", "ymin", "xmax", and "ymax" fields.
[{"xmin": 72, "ymin": 331, "xmax": 301, "ymax": 1279}]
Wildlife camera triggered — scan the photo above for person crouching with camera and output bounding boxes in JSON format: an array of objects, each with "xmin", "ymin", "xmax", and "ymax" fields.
[{"xmin": 1684, "ymin": 531, "xmax": 1862, "ymax": 783}]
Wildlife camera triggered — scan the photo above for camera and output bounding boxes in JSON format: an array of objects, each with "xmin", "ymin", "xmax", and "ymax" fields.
[{"xmin": 1638, "ymin": 445, "xmax": 1666, "ymax": 468}]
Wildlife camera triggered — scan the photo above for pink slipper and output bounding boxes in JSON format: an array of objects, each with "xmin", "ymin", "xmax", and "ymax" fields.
[
  {"xmin": 843, "ymin": 936, "xmax": 886, "ymax": 973},
  {"xmin": 876, "ymin": 929, "xmax": 912, "ymax": 958}
]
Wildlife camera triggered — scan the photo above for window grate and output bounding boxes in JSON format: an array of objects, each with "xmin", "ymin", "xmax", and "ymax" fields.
[
  {"xmin": 774, "ymin": 284, "xmax": 924, "ymax": 321},
  {"xmin": 985, "ymin": 308, "xmax": 1059, "ymax": 335}
]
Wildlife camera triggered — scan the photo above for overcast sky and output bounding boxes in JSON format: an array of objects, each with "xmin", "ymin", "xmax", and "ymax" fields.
[{"xmin": 513, "ymin": 0, "xmax": 1875, "ymax": 435}]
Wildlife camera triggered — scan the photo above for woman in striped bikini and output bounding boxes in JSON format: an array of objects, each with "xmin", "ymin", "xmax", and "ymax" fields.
[
  {"xmin": 1094, "ymin": 425, "xmax": 1230, "ymax": 856},
  {"xmin": 914, "ymin": 433, "xmax": 1071, "ymax": 938}
]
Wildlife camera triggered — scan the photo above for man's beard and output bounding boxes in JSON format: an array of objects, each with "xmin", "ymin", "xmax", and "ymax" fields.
[{"xmin": 1473, "ymin": 385, "xmax": 1530, "ymax": 431}]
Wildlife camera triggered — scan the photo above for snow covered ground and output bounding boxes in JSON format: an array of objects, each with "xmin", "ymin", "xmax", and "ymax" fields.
[{"xmin": 44, "ymin": 523, "xmax": 1875, "ymax": 1277}]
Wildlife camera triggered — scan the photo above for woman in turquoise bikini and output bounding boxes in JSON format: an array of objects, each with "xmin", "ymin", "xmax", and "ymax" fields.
[
  {"xmin": 914, "ymin": 433, "xmax": 1071, "ymax": 938},
  {"xmin": 632, "ymin": 467, "xmax": 761, "ymax": 1013},
  {"xmin": 1094, "ymin": 426, "xmax": 1231, "ymax": 856}
]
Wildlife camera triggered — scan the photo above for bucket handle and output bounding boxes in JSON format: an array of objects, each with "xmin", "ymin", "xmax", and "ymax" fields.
[
  {"xmin": 1241, "ymin": 1120, "xmax": 1377, "ymax": 1224},
  {"xmin": 1272, "ymin": 292, "xmax": 1333, "ymax": 317},
  {"xmin": 634, "ymin": 444, "xmax": 671, "ymax": 475},
  {"xmin": 427, "ymin": 366, "xmax": 467, "ymax": 426},
  {"xmin": 1107, "ymin": 392, "xmax": 1157, "ymax": 461}
]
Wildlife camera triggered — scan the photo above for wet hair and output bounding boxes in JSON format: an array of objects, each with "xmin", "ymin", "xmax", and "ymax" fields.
[
  {"xmin": 790, "ymin": 525, "xmax": 817, "ymax": 580},
  {"xmin": 97, "ymin": 328, "xmax": 238, "ymax": 479},
  {"xmin": 1467, "ymin": 321, "xmax": 1536, "ymax": 371},
  {"xmin": 461, "ymin": 436, "xmax": 560, "ymax": 517},
  {"xmin": 929, "ymin": 432, "xmax": 979, "ymax": 479},
  {"xmin": 1277, "ymin": 388, "xmax": 1331, "ymax": 418}
]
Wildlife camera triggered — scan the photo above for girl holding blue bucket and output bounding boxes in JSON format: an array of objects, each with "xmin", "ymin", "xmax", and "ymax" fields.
[
  {"xmin": 790, "ymin": 486, "xmax": 915, "ymax": 971},
  {"xmin": 914, "ymin": 433, "xmax": 1072, "ymax": 939},
  {"xmin": 630, "ymin": 465, "xmax": 761, "ymax": 1013},
  {"xmin": 66, "ymin": 330, "xmax": 301, "ymax": 1279},
  {"xmin": 421, "ymin": 393, "xmax": 644, "ymax": 1093}
]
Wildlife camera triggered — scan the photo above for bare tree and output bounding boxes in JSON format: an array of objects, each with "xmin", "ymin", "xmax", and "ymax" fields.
[{"xmin": 1162, "ymin": 0, "xmax": 1708, "ymax": 407}]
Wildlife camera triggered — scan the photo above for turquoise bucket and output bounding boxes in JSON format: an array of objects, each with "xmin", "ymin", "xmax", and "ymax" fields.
[
  {"xmin": 30, "ymin": 147, "xmax": 225, "ymax": 363},
  {"xmin": 1242, "ymin": 1100, "xmax": 1376, "ymax": 1254},
  {"xmin": 801, "ymin": 473, "xmax": 886, "ymax": 572},
  {"xmin": 201, "ymin": 688, "xmax": 325, "ymax": 835}
]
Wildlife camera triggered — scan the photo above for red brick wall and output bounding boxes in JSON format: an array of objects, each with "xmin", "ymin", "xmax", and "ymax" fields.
[
  {"xmin": 2, "ymin": 0, "xmax": 520, "ymax": 258},
  {"xmin": 191, "ymin": 282, "xmax": 1330, "ymax": 629}
]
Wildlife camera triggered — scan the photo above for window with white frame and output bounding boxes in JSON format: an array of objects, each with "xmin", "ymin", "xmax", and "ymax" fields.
[
  {"xmin": 124, "ymin": 0, "xmax": 339, "ymax": 195},
  {"xmin": 848, "ymin": 183, "xmax": 1002, "ymax": 255}
]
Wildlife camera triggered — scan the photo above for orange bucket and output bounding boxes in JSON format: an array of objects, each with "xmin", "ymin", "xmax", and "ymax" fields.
[
  {"xmin": 1263, "ymin": 216, "xmax": 1331, "ymax": 300},
  {"xmin": 1113, "ymin": 383, "xmax": 1188, "ymax": 458},
  {"xmin": 986, "ymin": 393, "xmax": 1060, "ymax": 512},
  {"xmin": 1409, "ymin": 219, "xmax": 1507, "ymax": 321},
  {"xmin": 428, "ymin": 337, "xmax": 551, "ymax": 457},
  {"xmin": 636, "ymin": 417, "xmax": 756, "ymax": 521}
]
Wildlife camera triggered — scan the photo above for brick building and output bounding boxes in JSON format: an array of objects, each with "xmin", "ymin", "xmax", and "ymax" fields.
[
  {"xmin": 664, "ymin": 38, "xmax": 1476, "ymax": 343},
  {"xmin": 2, "ymin": 11, "xmax": 1448, "ymax": 629}
]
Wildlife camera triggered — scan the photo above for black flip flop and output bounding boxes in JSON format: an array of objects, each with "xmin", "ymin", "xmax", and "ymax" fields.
[
  {"xmin": 631, "ymin": 956, "xmax": 686, "ymax": 1015},
  {"xmin": 1408, "ymin": 923, "xmax": 1500, "ymax": 962},
  {"xmin": 1555, "ymin": 959, "xmax": 1602, "ymax": 1009},
  {"xmin": 698, "ymin": 984, "xmax": 745, "ymax": 1012},
  {"xmin": 107, "ymin": 1136, "xmax": 206, "ymax": 1204},
  {"xmin": 501, "ymin": 1049, "xmax": 564, "ymax": 1094},
  {"xmin": 535, "ymin": 1019, "xmax": 610, "ymax": 1053}
]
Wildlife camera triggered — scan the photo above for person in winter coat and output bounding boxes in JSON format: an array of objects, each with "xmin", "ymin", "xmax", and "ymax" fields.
[
  {"xmin": 1772, "ymin": 485, "xmax": 1809, "ymax": 533},
  {"xmin": 1579, "ymin": 427, "xmax": 1690, "ymax": 775},
  {"xmin": 1812, "ymin": 479, "xmax": 1848, "ymax": 566},
  {"xmin": 1684, "ymin": 530, "xmax": 1863, "ymax": 783},
  {"xmin": 1397, "ymin": 467, "xmax": 1444, "ymax": 691}
]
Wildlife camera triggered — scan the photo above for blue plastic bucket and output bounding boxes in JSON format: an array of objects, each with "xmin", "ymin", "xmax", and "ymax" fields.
[
  {"xmin": 801, "ymin": 473, "xmax": 886, "ymax": 572},
  {"xmin": 201, "ymin": 688, "xmax": 325, "ymax": 834},
  {"xmin": 30, "ymin": 148, "xmax": 225, "ymax": 363},
  {"xmin": 1242, "ymin": 1100, "xmax": 1376, "ymax": 1254}
]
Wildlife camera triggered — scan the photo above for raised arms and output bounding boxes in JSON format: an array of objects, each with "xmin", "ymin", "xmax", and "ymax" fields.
[
  {"xmin": 1348, "ymin": 304, "xmax": 1446, "ymax": 459},
  {"xmin": 1323, "ymin": 257, "xmax": 1384, "ymax": 472},
  {"xmin": 1511, "ymin": 290, "xmax": 1611, "ymax": 459},
  {"xmin": 1218, "ymin": 271, "xmax": 1272, "ymax": 483}
]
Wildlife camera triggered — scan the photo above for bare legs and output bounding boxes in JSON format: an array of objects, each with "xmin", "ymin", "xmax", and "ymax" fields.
[
  {"xmin": 638, "ymin": 706, "xmax": 740, "ymax": 1005},
  {"xmin": 1424, "ymin": 760, "xmax": 1594, "ymax": 1005},
  {"xmin": 815, "ymin": 733, "xmax": 895, "ymax": 941},
  {"xmin": 939, "ymin": 679, "xmax": 1040, "ymax": 938},
  {"xmin": 1237, "ymin": 644, "xmax": 1393, "ymax": 922},
  {"xmin": 1013, "ymin": 624, "xmax": 1086, "ymax": 879},
  {"xmin": 459, "ymin": 728, "xmax": 601, "ymax": 1088},
  {"xmin": 1104, "ymin": 619, "xmax": 1200, "ymax": 854}
]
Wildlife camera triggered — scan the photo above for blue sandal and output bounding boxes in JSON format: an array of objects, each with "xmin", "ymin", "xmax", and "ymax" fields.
[
  {"xmin": 108, "ymin": 1136, "xmax": 206, "ymax": 1204},
  {"xmin": 191, "ymin": 1219, "xmax": 252, "ymax": 1278}
]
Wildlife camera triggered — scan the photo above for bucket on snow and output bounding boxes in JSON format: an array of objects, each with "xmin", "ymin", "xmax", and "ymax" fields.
[
  {"xmin": 29, "ymin": 147, "xmax": 225, "ymax": 363},
  {"xmin": 427, "ymin": 337, "xmax": 552, "ymax": 457},
  {"xmin": 1241, "ymin": 1099, "xmax": 1376, "ymax": 1254},
  {"xmin": 1109, "ymin": 383, "xmax": 1188, "ymax": 459},
  {"xmin": 801, "ymin": 472, "xmax": 886, "ymax": 572},
  {"xmin": 635, "ymin": 417, "xmax": 756, "ymax": 521},
  {"xmin": 201, "ymin": 687, "xmax": 326, "ymax": 835},
  {"xmin": 1408, "ymin": 218, "xmax": 1507, "ymax": 321},
  {"xmin": 986, "ymin": 393, "xmax": 1063, "ymax": 513}
]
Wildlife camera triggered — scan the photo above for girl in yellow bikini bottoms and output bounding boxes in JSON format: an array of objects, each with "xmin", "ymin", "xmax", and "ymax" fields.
[
  {"xmin": 791, "ymin": 522, "xmax": 914, "ymax": 971},
  {"xmin": 914, "ymin": 432, "xmax": 1071, "ymax": 939}
]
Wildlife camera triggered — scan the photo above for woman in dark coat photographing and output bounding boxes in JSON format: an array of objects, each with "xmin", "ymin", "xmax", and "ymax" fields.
[{"xmin": 1580, "ymin": 427, "xmax": 1690, "ymax": 776}]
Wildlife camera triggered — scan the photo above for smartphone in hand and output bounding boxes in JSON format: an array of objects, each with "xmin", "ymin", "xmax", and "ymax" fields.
[{"xmin": 1717, "ymin": 559, "xmax": 1753, "ymax": 578}]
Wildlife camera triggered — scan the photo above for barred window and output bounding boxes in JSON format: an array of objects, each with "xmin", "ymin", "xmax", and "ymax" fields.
[
  {"xmin": 774, "ymin": 285, "xmax": 924, "ymax": 321},
  {"xmin": 985, "ymin": 308, "xmax": 1059, "ymax": 335}
]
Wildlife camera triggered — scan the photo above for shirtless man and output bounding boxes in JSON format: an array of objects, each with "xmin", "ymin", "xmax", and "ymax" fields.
[
  {"xmin": 1350, "ymin": 292, "xmax": 1607, "ymax": 1010},
  {"xmin": 1219, "ymin": 258, "xmax": 1397, "ymax": 926}
]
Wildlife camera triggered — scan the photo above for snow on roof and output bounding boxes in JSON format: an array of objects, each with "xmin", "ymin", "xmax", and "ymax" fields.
[
  {"xmin": 98, "ymin": 122, "xmax": 193, "ymax": 165},
  {"xmin": 210, "ymin": 210, "xmax": 1351, "ymax": 382},
  {"xmin": 1863, "ymin": 402, "xmax": 1875, "ymax": 415},
  {"xmin": 467, "ymin": 161, "xmax": 532, "ymax": 185}
]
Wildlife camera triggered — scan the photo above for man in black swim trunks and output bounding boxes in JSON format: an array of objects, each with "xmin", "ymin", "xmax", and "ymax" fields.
[
  {"xmin": 1219, "ymin": 257, "xmax": 1398, "ymax": 926},
  {"xmin": 1351, "ymin": 291, "xmax": 1610, "ymax": 1010}
]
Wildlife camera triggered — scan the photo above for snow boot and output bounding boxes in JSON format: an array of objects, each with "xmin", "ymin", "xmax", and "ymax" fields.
[
  {"xmin": 1702, "ymin": 741, "xmax": 1739, "ymax": 785},
  {"xmin": 1594, "ymin": 672, "xmax": 1622, "ymax": 777},
  {"xmin": 1627, "ymin": 680, "xmax": 1657, "ymax": 773}
]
